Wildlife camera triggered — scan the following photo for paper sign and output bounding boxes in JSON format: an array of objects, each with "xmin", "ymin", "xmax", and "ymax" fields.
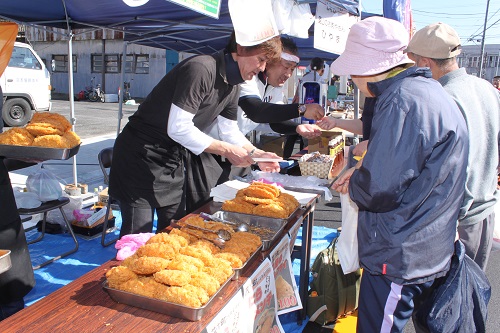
[
  {"xmin": 314, "ymin": 0, "xmax": 359, "ymax": 55},
  {"xmin": 270, "ymin": 236, "xmax": 303, "ymax": 315},
  {"xmin": 204, "ymin": 290, "xmax": 246, "ymax": 333},
  {"xmin": 242, "ymin": 258, "xmax": 284, "ymax": 333}
]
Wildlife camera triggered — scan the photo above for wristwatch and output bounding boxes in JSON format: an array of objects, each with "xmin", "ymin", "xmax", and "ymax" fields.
[{"xmin": 298, "ymin": 104, "xmax": 307, "ymax": 116}]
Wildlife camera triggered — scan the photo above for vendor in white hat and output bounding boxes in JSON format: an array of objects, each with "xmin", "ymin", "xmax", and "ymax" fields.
[{"xmin": 318, "ymin": 17, "xmax": 469, "ymax": 332}]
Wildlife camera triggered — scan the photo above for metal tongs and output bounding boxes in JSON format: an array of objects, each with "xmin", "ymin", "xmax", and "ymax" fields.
[{"xmin": 200, "ymin": 212, "xmax": 250, "ymax": 232}]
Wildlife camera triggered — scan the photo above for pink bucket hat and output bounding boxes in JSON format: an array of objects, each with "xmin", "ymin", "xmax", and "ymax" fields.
[{"xmin": 331, "ymin": 17, "xmax": 414, "ymax": 76}]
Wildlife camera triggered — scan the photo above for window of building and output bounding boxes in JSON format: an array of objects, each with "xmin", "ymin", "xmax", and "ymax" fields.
[
  {"xmin": 122, "ymin": 54, "xmax": 135, "ymax": 73},
  {"xmin": 470, "ymin": 56, "xmax": 478, "ymax": 68},
  {"xmin": 91, "ymin": 54, "xmax": 120, "ymax": 73},
  {"xmin": 135, "ymin": 55, "xmax": 150, "ymax": 74},
  {"xmin": 51, "ymin": 55, "xmax": 77, "ymax": 72}
]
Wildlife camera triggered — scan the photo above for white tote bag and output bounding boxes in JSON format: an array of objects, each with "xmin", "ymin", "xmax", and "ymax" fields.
[{"xmin": 337, "ymin": 192, "xmax": 360, "ymax": 273}]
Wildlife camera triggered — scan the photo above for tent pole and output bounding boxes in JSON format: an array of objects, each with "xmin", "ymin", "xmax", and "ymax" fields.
[
  {"xmin": 117, "ymin": 39, "xmax": 127, "ymax": 137},
  {"xmin": 67, "ymin": 31, "xmax": 78, "ymax": 186}
]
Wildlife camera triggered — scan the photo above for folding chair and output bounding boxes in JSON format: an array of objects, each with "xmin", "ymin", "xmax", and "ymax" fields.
[{"xmin": 97, "ymin": 147, "xmax": 119, "ymax": 246}]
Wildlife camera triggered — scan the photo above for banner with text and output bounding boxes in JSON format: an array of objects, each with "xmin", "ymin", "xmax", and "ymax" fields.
[{"xmin": 167, "ymin": 0, "xmax": 222, "ymax": 19}]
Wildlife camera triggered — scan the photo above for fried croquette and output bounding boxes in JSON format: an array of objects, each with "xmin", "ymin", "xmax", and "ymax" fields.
[
  {"xmin": 153, "ymin": 269, "xmax": 191, "ymax": 287},
  {"xmin": 242, "ymin": 186, "xmax": 276, "ymax": 199},
  {"xmin": 202, "ymin": 266, "xmax": 233, "ymax": 285},
  {"xmin": 190, "ymin": 239, "xmax": 221, "ymax": 254},
  {"xmin": 180, "ymin": 246, "xmax": 214, "ymax": 266},
  {"xmin": 190, "ymin": 272, "xmax": 220, "ymax": 296},
  {"xmin": 249, "ymin": 182, "xmax": 281, "ymax": 197},
  {"xmin": 253, "ymin": 203, "xmax": 288, "ymax": 219},
  {"xmin": 177, "ymin": 215, "xmax": 205, "ymax": 227},
  {"xmin": 121, "ymin": 254, "xmax": 139, "ymax": 268},
  {"xmin": 242, "ymin": 196, "xmax": 276, "ymax": 206},
  {"xmin": 26, "ymin": 112, "xmax": 71, "ymax": 136},
  {"xmin": 161, "ymin": 286, "xmax": 202, "ymax": 308},
  {"xmin": 169, "ymin": 227, "xmax": 198, "ymax": 243},
  {"xmin": 0, "ymin": 127, "xmax": 34, "ymax": 146},
  {"xmin": 32, "ymin": 134, "xmax": 69, "ymax": 148},
  {"xmin": 118, "ymin": 278, "xmax": 158, "ymax": 298},
  {"xmin": 222, "ymin": 197, "xmax": 255, "ymax": 214},
  {"xmin": 129, "ymin": 256, "xmax": 171, "ymax": 275},
  {"xmin": 135, "ymin": 242, "xmax": 177, "ymax": 260},
  {"xmin": 183, "ymin": 284, "xmax": 210, "ymax": 304},
  {"xmin": 214, "ymin": 252, "xmax": 243, "ymax": 268},
  {"xmin": 62, "ymin": 130, "xmax": 81, "ymax": 147},
  {"xmin": 146, "ymin": 232, "xmax": 189, "ymax": 249},
  {"xmin": 105, "ymin": 266, "xmax": 138, "ymax": 288}
]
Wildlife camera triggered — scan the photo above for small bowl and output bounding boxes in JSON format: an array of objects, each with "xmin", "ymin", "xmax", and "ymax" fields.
[{"xmin": 0, "ymin": 250, "xmax": 12, "ymax": 275}]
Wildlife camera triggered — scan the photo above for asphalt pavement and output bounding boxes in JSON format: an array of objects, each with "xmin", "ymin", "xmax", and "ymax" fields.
[{"xmin": 8, "ymin": 99, "xmax": 500, "ymax": 332}]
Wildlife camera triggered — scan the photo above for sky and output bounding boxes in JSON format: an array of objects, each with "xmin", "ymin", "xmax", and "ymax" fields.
[{"xmin": 361, "ymin": 0, "xmax": 500, "ymax": 46}]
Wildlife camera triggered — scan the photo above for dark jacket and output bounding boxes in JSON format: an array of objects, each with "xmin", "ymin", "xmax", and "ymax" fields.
[{"xmin": 350, "ymin": 67, "xmax": 469, "ymax": 284}]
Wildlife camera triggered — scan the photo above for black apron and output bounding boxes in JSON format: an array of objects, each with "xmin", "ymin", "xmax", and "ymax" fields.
[{"xmin": 0, "ymin": 159, "xmax": 36, "ymax": 304}]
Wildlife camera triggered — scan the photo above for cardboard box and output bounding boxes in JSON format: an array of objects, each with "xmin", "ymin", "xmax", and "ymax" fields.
[
  {"xmin": 259, "ymin": 134, "xmax": 284, "ymax": 156},
  {"xmin": 308, "ymin": 129, "xmax": 344, "ymax": 155},
  {"xmin": 72, "ymin": 217, "xmax": 115, "ymax": 237}
]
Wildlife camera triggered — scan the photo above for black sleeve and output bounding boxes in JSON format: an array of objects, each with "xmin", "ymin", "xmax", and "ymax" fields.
[
  {"xmin": 269, "ymin": 120, "xmax": 298, "ymax": 135},
  {"xmin": 238, "ymin": 97, "xmax": 299, "ymax": 123}
]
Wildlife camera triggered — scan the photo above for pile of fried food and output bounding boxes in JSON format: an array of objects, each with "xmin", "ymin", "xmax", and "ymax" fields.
[
  {"xmin": 0, "ymin": 112, "xmax": 80, "ymax": 148},
  {"xmin": 105, "ymin": 216, "xmax": 262, "ymax": 308},
  {"xmin": 222, "ymin": 182, "xmax": 300, "ymax": 219}
]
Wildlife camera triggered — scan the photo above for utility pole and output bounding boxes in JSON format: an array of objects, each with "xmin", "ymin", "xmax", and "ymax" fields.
[{"xmin": 478, "ymin": 0, "xmax": 490, "ymax": 78}]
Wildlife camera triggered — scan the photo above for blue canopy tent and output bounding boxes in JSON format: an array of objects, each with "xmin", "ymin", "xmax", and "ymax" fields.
[{"xmin": 0, "ymin": 0, "xmax": 378, "ymax": 183}]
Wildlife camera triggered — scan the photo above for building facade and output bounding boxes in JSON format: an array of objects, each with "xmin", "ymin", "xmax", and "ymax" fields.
[{"xmin": 457, "ymin": 44, "xmax": 500, "ymax": 82}]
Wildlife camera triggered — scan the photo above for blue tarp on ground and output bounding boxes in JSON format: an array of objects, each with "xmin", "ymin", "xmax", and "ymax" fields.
[{"xmin": 25, "ymin": 213, "xmax": 337, "ymax": 333}]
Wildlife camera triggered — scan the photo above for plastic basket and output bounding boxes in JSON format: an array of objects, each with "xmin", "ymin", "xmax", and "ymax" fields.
[{"xmin": 299, "ymin": 160, "xmax": 334, "ymax": 179}]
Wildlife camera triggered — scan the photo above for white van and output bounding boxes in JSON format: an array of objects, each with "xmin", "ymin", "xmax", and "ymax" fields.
[{"xmin": 0, "ymin": 41, "xmax": 51, "ymax": 127}]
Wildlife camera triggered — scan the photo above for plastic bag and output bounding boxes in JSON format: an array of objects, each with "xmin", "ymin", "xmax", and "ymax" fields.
[
  {"xmin": 337, "ymin": 193, "xmax": 359, "ymax": 273},
  {"xmin": 13, "ymin": 191, "xmax": 42, "ymax": 209},
  {"xmin": 26, "ymin": 169, "xmax": 63, "ymax": 202},
  {"xmin": 47, "ymin": 191, "xmax": 83, "ymax": 227}
]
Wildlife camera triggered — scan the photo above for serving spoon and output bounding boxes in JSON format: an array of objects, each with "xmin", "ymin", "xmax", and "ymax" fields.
[{"xmin": 182, "ymin": 228, "xmax": 226, "ymax": 249}]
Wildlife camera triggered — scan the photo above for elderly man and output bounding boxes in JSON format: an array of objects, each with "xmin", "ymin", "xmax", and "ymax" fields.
[
  {"xmin": 406, "ymin": 22, "xmax": 500, "ymax": 270},
  {"xmin": 321, "ymin": 17, "xmax": 469, "ymax": 332}
]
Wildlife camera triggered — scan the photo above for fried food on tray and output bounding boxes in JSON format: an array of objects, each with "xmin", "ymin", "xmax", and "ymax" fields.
[
  {"xmin": 177, "ymin": 215, "xmax": 205, "ymax": 227},
  {"xmin": 242, "ymin": 196, "xmax": 276, "ymax": 205},
  {"xmin": 153, "ymin": 269, "xmax": 191, "ymax": 287},
  {"xmin": 169, "ymin": 227, "xmax": 198, "ymax": 243},
  {"xmin": 253, "ymin": 202, "xmax": 289, "ymax": 219},
  {"xmin": 241, "ymin": 186, "xmax": 277, "ymax": 199},
  {"xmin": 190, "ymin": 239, "xmax": 221, "ymax": 254},
  {"xmin": 129, "ymin": 256, "xmax": 171, "ymax": 275},
  {"xmin": 0, "ymin": 127, "xmax": 34, "ymax": 146},
  {"xmin": 190, "ymin": 271, "xmax": 220, "ymax": 296},
  {"xmin": 222, "ymin": 197, "xmax": 255, "ymax": 214},
  {"xmin": 167, "ymin": 256, "xmax": 202, "ymax": 275},
  {"xmin": 62, "ymin": 130, "xmax": 81, "ymax": 147},
  {"xmin": 276, "ymin": 192, "xmax": 300, "ymax": 214},
  {"xmin": 180, "ymin": 246, "xmax": 214, "ymax": 266},
  {"xmin": 147, "ymin": 232, "xmax": 189, "ymax": 249},
  {"xmin": 135, "ymin": 242, "xmax": 177, "ymax": 260},
  {"xmin": 105, "ymin": 266, "xmax": 138, "ymax": 288},
  {"xmin": 161, "ymin": 286, "xmax": 203, "ymax": 308},
  {"xmin": 202, "ymin": 266, "xmax": 232, "ymax": 285},
  {"xmin": 26, "ymin": 112, "xmax": 71, "ymax": 136},
  {"xmin": 183, "ymin": 284, "xmax": 210, "ymax": 305},
  {"xmin": 251, "ymin": 181, "xmax": 281, "ymax": 197},
  {"xmin": 214, "ymin": 252, "xmax": 243, "ymax": 268}
]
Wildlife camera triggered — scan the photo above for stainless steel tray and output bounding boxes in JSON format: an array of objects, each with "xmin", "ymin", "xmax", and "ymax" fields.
[
  {"xmin": 213, "ymin": 210, "xmax": 293, "ymax": 251},
  {"xmin": 0, "ymin": 144, "xmax": 80, "ymax": 160},
  {"xmin": 0, "ymin": 250, "xmax": 12, "ymax": 275},
  {"xmin": 103, "ymin": 272, "xmax": 234, "ymax": 321}
]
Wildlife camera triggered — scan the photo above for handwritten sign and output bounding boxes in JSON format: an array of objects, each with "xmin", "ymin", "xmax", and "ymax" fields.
[
  {"xmin": 204, "ymin": 290, "xmax": 245, "ymax": 333},
  {"xmin": 314, "ymin": 0, "xmax": 359, "ymax": 55},
  {"xmin": 167, "ymin": 0, "xmax": 222, "ymax": 19}
]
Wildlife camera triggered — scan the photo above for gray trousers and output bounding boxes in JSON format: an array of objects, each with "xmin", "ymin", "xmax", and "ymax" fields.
[{"xmin": 458, "ymin": 212, "xmax": 495, "ymax": 270}]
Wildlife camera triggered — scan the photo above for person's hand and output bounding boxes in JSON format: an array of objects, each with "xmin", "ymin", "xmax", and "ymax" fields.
[
  {"xmin": 296, "ymin": 124, "xmax": 322, "ymax": 139},
  {"xmin": 315, "ymin": 116, "xmax": 337, "ymax": 130},
  {"xmin": 331, "ymin": 167, "xmax": 355, "ymax": 194},
  {"xmin": 224, "ymin": 144, "xmax": 255, "ymax": 167},
  {"xmin": 253, "ymin": 150, "xmax": 281, "ymax": 172},
  {"xmin": 352, "ymin": 140, "xmax": 368, "ymax": 157},
  {"xmin": 304, "ymin": 104, "xmax": 325, "ymax": 121}
]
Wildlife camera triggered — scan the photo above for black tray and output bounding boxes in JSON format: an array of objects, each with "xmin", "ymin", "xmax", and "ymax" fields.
[{"xmin": 0, "ymin": 144, "xmax": 80, "ymax": 160}]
